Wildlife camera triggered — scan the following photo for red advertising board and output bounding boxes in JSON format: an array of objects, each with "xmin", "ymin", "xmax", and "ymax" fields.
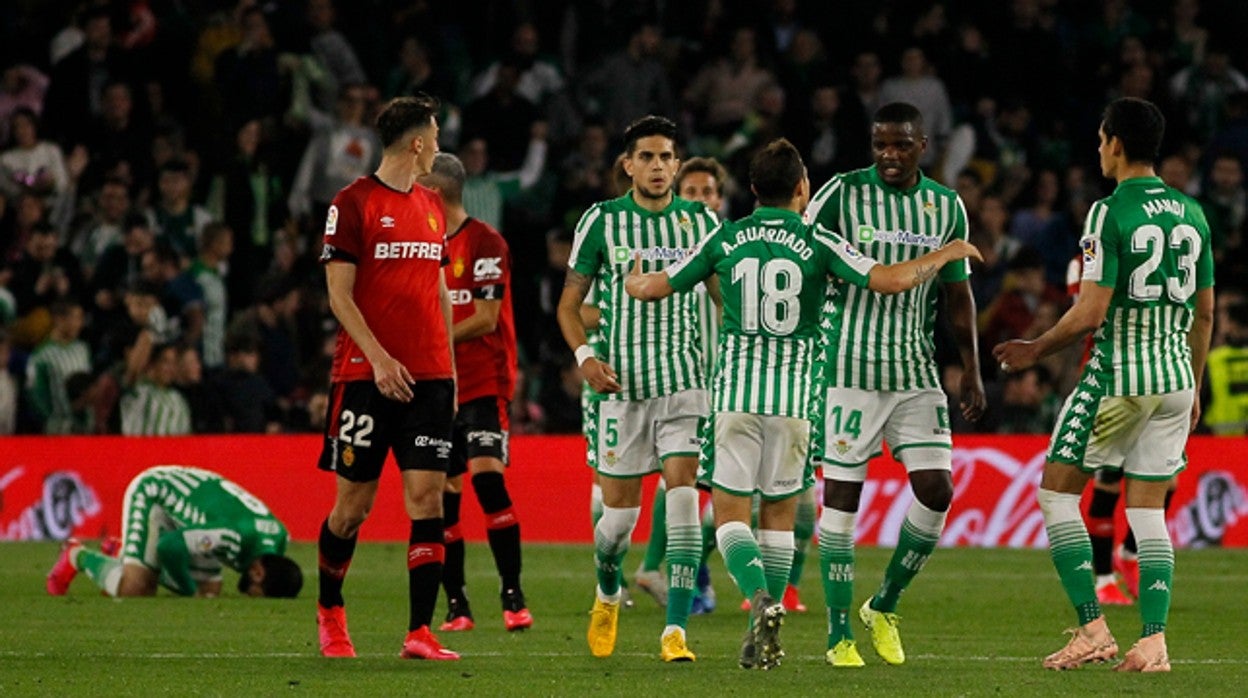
[{"xmin": 1, "ymin": 435, "xmax": 1245, "ymax": 548}]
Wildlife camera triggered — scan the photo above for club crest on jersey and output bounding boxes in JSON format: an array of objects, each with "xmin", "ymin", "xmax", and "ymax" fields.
[
  {"xmin": 325, "ymin": 205, "xmax": 339, "ymax": 235},
  {"xmin": 428, "ymin": 212, "xmax": 439, "ymax": 232},
  {"xmin": 678, "ymin": 210, "xmax": 693, "ymax": 232},
  {"xmin": 452, "ymin": 257, "xmax": 466, "ymax": 277},
  {"xmin": 923, "ymin": 201, "xmax": 937, "ymax": 217}
]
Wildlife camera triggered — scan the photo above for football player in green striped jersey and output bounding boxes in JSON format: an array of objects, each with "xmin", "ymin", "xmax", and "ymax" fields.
[
  {"xmin": 557, "ymin": 116, "xmax": 719, "ymax": 662},
  {"xmin": 46, "ymin": 466, "xmax": 302, "ymax": 599},
  {"xmin": 628, "ymin": 139, "xmax": 982, "ymax": 668},
  {"xmin": 995, "ymin": 98, "xmax": 1214, "ymax": 672},
  {"xmin": 805, "ymin": 102, "xmax": 987, "ymax": 667}
]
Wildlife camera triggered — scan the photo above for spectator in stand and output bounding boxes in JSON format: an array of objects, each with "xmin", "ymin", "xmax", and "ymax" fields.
[
  {"xmin": 1206, "ymin": 91, "xmax": 1248, "ymax": 172},
  {"xmin": 177, "ymin": 222, "xmax": 231, "ymax": 371},
  {"xmin": 577, "ymin": 22, "xmax": 676, "ymax": 137},
  {"xmin": 120, "ymin": 341, "xmax": 192, "ymax": 435},
  {"xmin": 556, "ymin": 119, "xmax": 613, "ymax": 216},
  {"xmin": 0, "ymin": 328, "xmax": 17, "ymax": 434},
  {"xmin": 210, "ymin": 333, "xmax": 279, "ymax": 433},
  {"xmin": 1158, "ymin": 152, "xmax": 1199, "ymax": 195},
  {"xmin": 0, "ymin": 191, "xmax": 48, "ymax": 265},
  {"xmin": 1168, "ymin": 40, "xmax": 1248, "ymax": 143},
  {"xmin": 288, "ymin": 83, "xmax": 381, "ymax": 228},
  {"xmin": 174, "ymin": 343, "xmax": 223, "ymax": 434},
  {"xmin": 458, "ymin": 132, "xmax": 548, "ymax": 233},
  {"xmin": 978, "ymin": 246, "xmax": 1066, "ymax": 381},
  {"xmin": 24, "ymin": 298, "xmax": 92, "ymax": 434},
  {"xmin": 80, "ymin": 80, "xmax": 151, "ymax": 194},
  {"xmin": 968, "ymin": 365, "xmax": 1060, "ymax": 435},
  {"xmin": 462, "ymin": 58, "xmax": 542, "ymax": 174},
  {"xmin": 228, "ymin": 276, "xmax": 301, "ymax": 401},
  {"xmin": 90, "ymin": 212, "xmax": 154, "ymax": 323},
  {"xmin": 304, "ymin": 0, "xmax": 368, "ymax": 113},
  {"xmin": 214, "ymin": 6, "xmax": 283, "ymax": 131},
  {"xmin": 69, "ymin": 176, "xmax": 131, "ymax": 281},
  {"xmin": 472, "ymin": 22, "xmax": 564, "ymax": 108},
  {"xmin": 684, "ymin": 26, "xmax": 778, "ymax": 136},
  {"xmin": 0, "ymin": 64, "xmax": 49, "ymax": 146},
  {"xmin": 141, "ymin": 242, "xmax": 204, "ymax": 348},
  {"xmin": 840, "ymin": 51, "xmax": 883, "ymax": 147},
  {"xmin": 1, "ymin": 109, "xmax": 71, "ymax": 220},
  {"xmin": 146, "ymin": 159, "xmax": 213, "ymax": 263},
  {"xmin": 1198, "ymin": 153, "xmax": 1245, "ymax": 264},
  {"xmin": 968, "ymin": 193, "xmax": 1022, "ymax": 309},
  {"xmin": 9, "ymin": 223, "xmax": 85, "ymax": 348},
  {"xmin": 788, "ymin": 83, "xmax": 859, "ymax": 186},
  {"xmin": 1012, "ymin": 169, "xmax": 1079, "ymax": 285},
  {"xmin": 43, "ymin": 6, "xmax": 133, "ymax": 145},
  {"xmin": 879, "ymin": 46, "xmax": 953, "ymax": 168}
]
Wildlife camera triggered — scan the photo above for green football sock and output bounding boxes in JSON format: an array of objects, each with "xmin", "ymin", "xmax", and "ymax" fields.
[
  {"xmin": 664, "ymin": 486, "xmax": 700, "ymax": 628},
  {"xmin": 1127, "ymin": 508, "xmax": 1173, "ymax": 637},
  {"xmin": 716, "ymin": 521, "xmax": 767, "ymax": 601},
  {"xmin": 819, "ymin": 508, "xmax": 856, "ymax": 644},
  {"xmin": 75, "ymin": 548, "xmax": 123, "ymax": 597},
  {"xmin": 595, "ymin": 506, "xmax": 639, "ymax": 597},
  {"xmin": 789, "ymin": 489, "xmax": 816, "ymax": 585},
  {"xmin": 1039, "ymin": 489, "xmax": 1102, "ymax": 626},
  {"xmin": 873, "ymin": 499, "xmax": 944, "ymax": 613},
  {"xmin": 642, "ymin": 481, "xmax": 668, "ymax": 573},
  {"xmin": 757, "ymin": 529, "xmax": 794, "ymax": 600}
]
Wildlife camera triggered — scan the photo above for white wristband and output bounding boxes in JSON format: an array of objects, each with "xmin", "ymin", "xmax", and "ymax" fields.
[{"xmin": 574, "ymin": 344, "xmax": 597, "ymax": 366}]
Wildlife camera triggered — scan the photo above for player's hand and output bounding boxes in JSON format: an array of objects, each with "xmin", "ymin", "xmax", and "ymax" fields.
[
  {"xmin": 959, "ymin": 367, "xmax": 986, "ymax": 422},
  {"xmin": 624, "ymin": 254, "xmax": 645, "ymax": 299},
  {"xmin": 992, "ymin": 339, "xmax": 1040, "ymax": 374},
  {"xmin": 373, "ymin": 355, "xmax": 415, "ymax": 402},
  {"xmin": 942, "ymin": 239, "xmax": 984, "ymax": 264},
  {"xmin": 581, "ymin": 357, "xmax": 621, "ymax": 394}
]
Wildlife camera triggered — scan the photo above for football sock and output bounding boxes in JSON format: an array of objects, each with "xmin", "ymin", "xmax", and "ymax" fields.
[
  {"xmin": 641, "ymin": 480, "xmax": 668, "ymax": 573},
  {"xmin": 716, "ymin": 521, "xmax": 767, "ymax": 601},
  {"xmin": 1122, "ymin": 490, "xmax": 1174, "ymax": 557},
  {"xmin": 757, "ymin": 529, "xmax": 794, "ymax": 600},
  {"xmin": 698, "ymin": 501, "xmax": 717, "ymax": 567},
  {"xmin": 789, "ymin": 490, "xmax": 816, "ymax": 585},
  {"xmin": 1126, "ymin": 507, "xmax": 1173, "ymax": 637},
  {"xmin": 664, "ymin": 486, "xmax": 700, "ymax": 629},
  {"xmin": 818, "ymin": 507, "xmax": 856, "ymax": 644},
  {"xmin": 407, "ymin": 518, "xmax": 445, "ymax": 631},
  {"xmin": 74, "ymin": 548, "xmax": 122, "ymax": 597},
  {"xmin": 595, "ymin": 506, "xmax": 640, "ymax": 598},
  {"xmin": 590, "ymin": 483, "xmax": 603, "ymax": 529},
  {"xmin": 473, "ymin": 472, "xmax": 522, "ymax": 593},
  {"xmin": 318, "ymin": 519, "xmax": 357, "ymax": 608},
  {"xmin": 441, "ymin": 490, "xmax": 468, "ymax": 607},
  {"xmin": 1038, "ymin": 488, "xmax": 1101, "ymax": 625},
  {"xmin": 1086, "ymin": 487, "xmax": 1118, "ymax": 575},
  {"xmin": 872, "ymin": 499, "xmax": 945, "ymax": 613}
]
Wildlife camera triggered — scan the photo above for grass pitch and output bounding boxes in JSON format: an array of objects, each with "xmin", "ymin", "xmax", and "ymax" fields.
[{"xmin": 2, "ymin": 541, "xmax": 1245, "ymax": 696}]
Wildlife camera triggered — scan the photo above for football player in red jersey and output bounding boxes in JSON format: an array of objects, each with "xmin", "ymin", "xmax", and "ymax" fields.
[
  {"xmin": 313, "ymin": 93, "xmax": 460, "ymax": 661},
  {"xmin": 419, "ymin": 152, "xmax": 532, "ymax": 633}
]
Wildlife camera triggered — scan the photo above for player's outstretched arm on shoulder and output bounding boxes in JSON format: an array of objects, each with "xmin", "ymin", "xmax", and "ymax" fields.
[
  {"xmin": 867, "ymin": 239, "xmax": 983, "ymax": 295},
  {"xmin": 624, "ymin": 253, "xmax": 675, "ymax": 301}
]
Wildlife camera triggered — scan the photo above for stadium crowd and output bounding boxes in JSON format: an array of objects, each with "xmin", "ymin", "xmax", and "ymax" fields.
[{"xmin": 0, "ymin": 0, "xmax": 1245, "ymax": 437}]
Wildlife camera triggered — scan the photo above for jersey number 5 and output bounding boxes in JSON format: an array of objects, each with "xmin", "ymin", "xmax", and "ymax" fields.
[
  {"xmin": 1128, "ymin": 223, "xmax": 1200, "ymax": 303},
  {"xmin": 732, "ymin": 258, "xmax": 802, "ymax": 335}
]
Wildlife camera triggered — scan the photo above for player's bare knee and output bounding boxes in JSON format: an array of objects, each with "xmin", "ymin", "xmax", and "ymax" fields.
[
  {"xmin": 404, "ymin": 487, "xmax": 443, "ymax": 519},
  {"xmin": 910, "ymin": 470, "xmax": 953, "ymax": 512},
  {"xmin": 823, "ymin": 480, "xmax": 863, "ymax": 512}
]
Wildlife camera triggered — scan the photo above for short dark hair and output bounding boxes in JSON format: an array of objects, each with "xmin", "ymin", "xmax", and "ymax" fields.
[
  {"xmin": 158, "ymin": 159, "xmax": 192, "ymax": 177},
  {"xmin": 1102, "ymin": 97, "xmax": 1165, "ymax": 164},
  {"xmin": 238, "ymin": 554, "xmax": 304, "ymax": 598},
  {"xmin": 749, "ymin": 139, "xmax": 805, "ymax": 207},
  {"xmin": 376, "ymin": 93, "xmax": 439, "ymax": 149},
  {"xmin": 147, "ymin": 241, "xmax": 182, "ymax": 268},
  {"xmin": 198, "ymin": 222, "xmax": 232, "ymax": 253},
  {"xmin": 49, "ymin": 298, "xmax": 81, "ymax": 319},
  {"xmin": 622, "ymin": 115, "xmax": 678, "ymax": 156},
  {"xmin": 124, "ymin": 212, "xmax": 151, "ymax": 232},
  {"xmin": 426, "ymin": 153, "xmax": 466, "ymax": 205},
  {"xmin": 873, "ymin": 102, "xmax": 924, "ymax": 129},
  {"xmin": 225, "ymin": 332, "xmax": 260, "ymax": 355},
  {"xmin": 676, "ymin": 157, "xmax": 728, "ymax": 195}
]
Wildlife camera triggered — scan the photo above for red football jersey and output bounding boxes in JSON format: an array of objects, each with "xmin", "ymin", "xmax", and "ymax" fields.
[
  {"xmin": 321, "ymin": 175, "xmax": 452, "ymax": 382},
  {"xmin": 444, "ymin": 217, "xmax": 517, "ymax": 404}
]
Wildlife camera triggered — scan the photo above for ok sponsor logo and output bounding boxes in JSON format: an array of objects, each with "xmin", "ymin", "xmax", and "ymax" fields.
[{"xmin": 473, "ymin": 257, "xmax": 503, "ymax": 281}]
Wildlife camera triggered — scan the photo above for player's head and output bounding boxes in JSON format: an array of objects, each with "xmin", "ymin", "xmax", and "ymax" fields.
[
  {"xmin": 239, "ymin": 554, "xmax": 304, "ymax": 598},
  {"xmin": 871, "ymin": 102, "xmax": 927, "ymax": 188},
  {"xmin": 1098, "ymin": 97, "xmax": 1164, "ymax": 177},
  {"xmin": 676, "ymin": 157, "xmax": 727, "ymax": 213},
  {"xmin": 749, "ymin": 138, "xmax": 808, "ymax": 209},
  {"xmin": 377, "ymin": 92, "xmax": 440, "ymax": 175},
  {"xmin": 418, "ymin": 153, "xmax": 466, "ymax": 206},
  {"xmin": 621, "ymin": 115, "xmax": 680, "ymax": 201}
]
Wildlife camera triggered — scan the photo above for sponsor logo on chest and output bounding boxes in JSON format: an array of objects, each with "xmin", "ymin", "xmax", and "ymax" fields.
[{"xmin": 374, "ymin": 240, "xmax": 442, "ymax": 260}]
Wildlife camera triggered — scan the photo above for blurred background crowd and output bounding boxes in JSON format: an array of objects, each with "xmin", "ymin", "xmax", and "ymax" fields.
[{"xmin": 1, "ymin": 0, "xmax": 1246, "ymax": 437}]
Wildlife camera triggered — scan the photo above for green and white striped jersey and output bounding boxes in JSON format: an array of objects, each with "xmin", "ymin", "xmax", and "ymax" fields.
[
  {"xmin": 25, "ymin": 339, "xmax": 91, "ymax": 434},
  {"xmin": 669, "ymin": 207, "xmax": 876, "ymax": 419},
  {"xmin": 570, "ymin": 193, "xmax": 719, "ymax": 401},
  {"xmin": 1080, "ymin": 176, "xmax": 1214, "ymax": 396},
  {"xmin": 187, "ymin": 260, "xmax": 227, "ymax": 369},
  {"xmin": 806, "ymin": 167, "xmax": 970, "ymax": 391},
  {"xmin": 120, "ymin": 381, "xmax": 192, "ymax": 435}
]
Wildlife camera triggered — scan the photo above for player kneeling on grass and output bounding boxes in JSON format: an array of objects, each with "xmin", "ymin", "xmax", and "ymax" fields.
[
  {"xmin": 47, "ymin": 466, "xmax": 302, "ymax": 599},
  {"xmin": 627, "ymin": 139, "xmax": 981, "ymax": 669}
]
